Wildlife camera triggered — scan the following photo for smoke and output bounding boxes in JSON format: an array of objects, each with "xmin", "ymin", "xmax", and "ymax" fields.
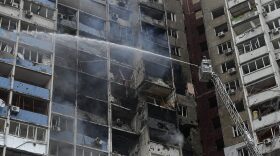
[{"xmin": 168, "ymin": 130, "xmax": 185, "ymax": 148}]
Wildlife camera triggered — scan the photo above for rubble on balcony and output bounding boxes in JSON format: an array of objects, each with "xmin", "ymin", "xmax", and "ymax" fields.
[
  {"xmin": 140, "ymin": 5, "xmax": 165, "ymax": 27},
  {"xmin": 76, "ymin": 120, "xmax": 108, "ymax": 151},
  {"xmin": 112, "ymin": 105, "xmax": 137, "ymax": 132}
]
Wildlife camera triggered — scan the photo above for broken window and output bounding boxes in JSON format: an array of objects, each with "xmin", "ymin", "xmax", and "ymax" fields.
[
  {"xmin": 251, "ymin": 98, "xmax": 280, "ymax": 119},
  {"xmin": 77, "ymin": 96, "xmax": 108, "ymax": 125},
  {"xmin": 141, "ymin": 5, "xmax": 165, "ymax": 21},
  {"xmin": 78, "ymin": 73, "xmax": 108, "ymax": 101},
  {"xmin": 0, "ymin": 15, "xmax": 18, "ymax": 31},
  {"xmin": 256, "ymin": 125, "xmax": 280, "ymax": 142},
  {"xmin": 112, "ymin": 129, "xmax": 138, "ymax": 155},
  {"xmin": 215, "ymin": 23, "xmax": 228, "ymax": 36},
  {"xmin": 79, "ymin": 12, "xmax": 105, "ymax": 39},
  {"xmin": 17, "ymin": 45, "xmax": 51, "ymax": 66},
  {"xmin": 246, "ymin": 76, "xmax": 276, "ymax": 95},
  {"xmin": 221, "ymin": 60, "xmax": 236, "ymax": 73},
  {"xmin": 110, "ymin": 46, "xmax": 135, "ymax": 66},
  {"xmin": 224, "ymin": 79, "xmax": 240, "ymax": 93},
  {"xmin": 212, "ymin": 7, "xmax": 224, "ymax": 19},
  {"xmin": 237, "ymin": 35, "xmax": 266, "ymax": 55},
  {"xmin": 78, "ymin": 51, "xmax": 107, "ymax": 78},
  {"xmin": 53, "ymin": 66, "xmax": 76, "ymax": 106},
  {"xmin": 0, "ymin": 40, "xmax": 14, "ymax": 55},
  {"xmin": 51, "ymin": 115, "xmax": 74, "ymax": 133},
  {"xmin": 241, "ymin": 55, "xmax": 270, "ymax": 75},
  {"xmin": 110, "ymin": 22, "xmax": 133, "ymax": 45},
  {"xmin": 112, "ymin": 105, "xmax": 136, "ymax": 132},
  {"xmin": 110, "ymin": 63, "xmax": 134, "ymax": 85},
  {"xmin": 23, "ymin": 1, "xmax": 55, "ymax": 19},
  {"xmin": 76, "ymin": 120, "xmax": 108, "ymax": 150},
  {"xmin": 217, "ymin": 41, "xmax": 232, "ymax": 54}
]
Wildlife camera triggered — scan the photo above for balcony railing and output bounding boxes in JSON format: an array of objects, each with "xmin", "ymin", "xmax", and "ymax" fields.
[{"xmin": 13, "ymin": 81, "xmax": 49, "ymax": 100}]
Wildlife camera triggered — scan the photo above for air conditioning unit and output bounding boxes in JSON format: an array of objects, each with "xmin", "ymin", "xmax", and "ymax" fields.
[
  {"xmin": 217, "ymin": 31, "xmax": 225, "ymax": 38},
  {"xmin": 11, "ymin": 2, "xmax": 19, "ymax": 8},
  {"xmin": 271, "ymin": 28, "xmax": 280, "ymax": 34},
  {"xmin": 224, "ymin": 48, "xmax": 233, "ymax": 55},
  {"xmin": 11, "ymin": 106, "xmax": 20, "ymax": 114},
  {"xmin": 228, "ymin": 89, "xmax": 236, "ymax": 95},
  {"xmin": 228, "ymin": 68, "xmax": 237, "ymax": 75},
  {"xmin": 264, "ymin": 138, "xmax": 272, "ymax": 145},
  {"xmin": 25, "ymin": 11, "xmax": 33, "ymax": 19}
]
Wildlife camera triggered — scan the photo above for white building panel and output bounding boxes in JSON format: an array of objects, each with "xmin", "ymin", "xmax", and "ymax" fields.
[{"xmin": 243, "ymin": 66, "xmax": 274, "ymax": 84}]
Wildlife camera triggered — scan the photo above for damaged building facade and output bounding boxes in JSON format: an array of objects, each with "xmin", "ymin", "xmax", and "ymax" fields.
[
  {"xmin": 0, "ymin": 0, "xmax": 201, "ymax": 156},
  {"xmin": 201, "ymin": 0, "xmax": 280, "ymax": 155}
]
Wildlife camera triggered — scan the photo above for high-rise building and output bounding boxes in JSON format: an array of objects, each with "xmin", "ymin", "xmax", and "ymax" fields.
[
  {"xmin": 182, "ymin": 0, "xmax": 225, "ymax": 156},
  {"xmin": 201, "ymin": 0, "xmax": 280, "ymax": 155},
  {"xmin": 0, "ymin": 0, "xmax": 201, "ymax": 156}
]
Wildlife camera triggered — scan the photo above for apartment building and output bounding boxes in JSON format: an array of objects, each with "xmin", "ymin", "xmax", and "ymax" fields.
[
  {"xmin": 201, "ymin": 0, "xmax": 251, "ymax": 155},
  {"xmin": 0, "ymin": 0, "xmax": 200, "ymax": 156},
  {"xmin": 201, "ymin": 0, "xmax": 280, "ymax": 155},
  {"xmin": 182, "ymin": 0, "xmax": 224, "ymax": 156}
]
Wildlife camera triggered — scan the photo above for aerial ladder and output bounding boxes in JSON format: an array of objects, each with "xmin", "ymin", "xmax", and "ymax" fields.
[{"xmin": 199, "ymin": 58, "xmax": 262, "ymax": 156}]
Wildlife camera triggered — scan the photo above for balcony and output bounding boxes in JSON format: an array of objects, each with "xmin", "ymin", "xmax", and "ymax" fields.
[
  {"xmin": 10, "ymin": 109, "xmax": 48, "ymax": 126},
  {"xmin": 33, "ymin": 0, "xmax": 56, "ymax": 9},
  {"xmin": 51, "ymin": 130, "xmax": 74, "ymax": 143},
  {"xmin": 258, "ymin": 137, "xmax": 280, "ymax": 155},
  {"xmin": 0, "ymin": 27, "xmax": 17, "ymax": 43},
  {"xmin": 13, "ymin": 80, "xmax": 50, "ymax": 100},
  {"xmin": 239, "ymin": 46, "xmax": 268, "ymax": 63},
  {"xmin": 231, "ymin": 10, "xmax": 258, "ymax": 26},
  {"xmin": 16, "ymin": 58, "xmax": 52, "ymax": 74},
  {"xmin": 248, "ymin": 87, "xmax": 280, "ymax": 107},
  {"xmin": 79, "ymin": 23, "xmax": 105, "ymax": 39},
  {"xmin": 141, "ymin": 14, "xmax": 165, "ymax": 27},
  {"xmin": 139, "ymin": 0, "xmax": 164, "ymax": 10},
  {"xmin": 0, "ymin": 133, "xmax": 47, "ymax": 155},
  {"xmin": 0, "ymin": 1, "xmax": 20, "ymax": 18},
  {"xmin": 253, "ymin": 111, "xmax": 280, "ymax": 130},
  {"xmin": 243, "ymin": 66, "xmax": 274, "ymax": 84},
  {"xmin": 228, "ymin": 0, "xmax": 248, "ymax": 10},
  {"xmin": 18, "ymin": 33, "xmax": 53, "ymax": 52},
  {"xmin": 236, "ymin": 26, "xmax": 263, "ymax": 44}
]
